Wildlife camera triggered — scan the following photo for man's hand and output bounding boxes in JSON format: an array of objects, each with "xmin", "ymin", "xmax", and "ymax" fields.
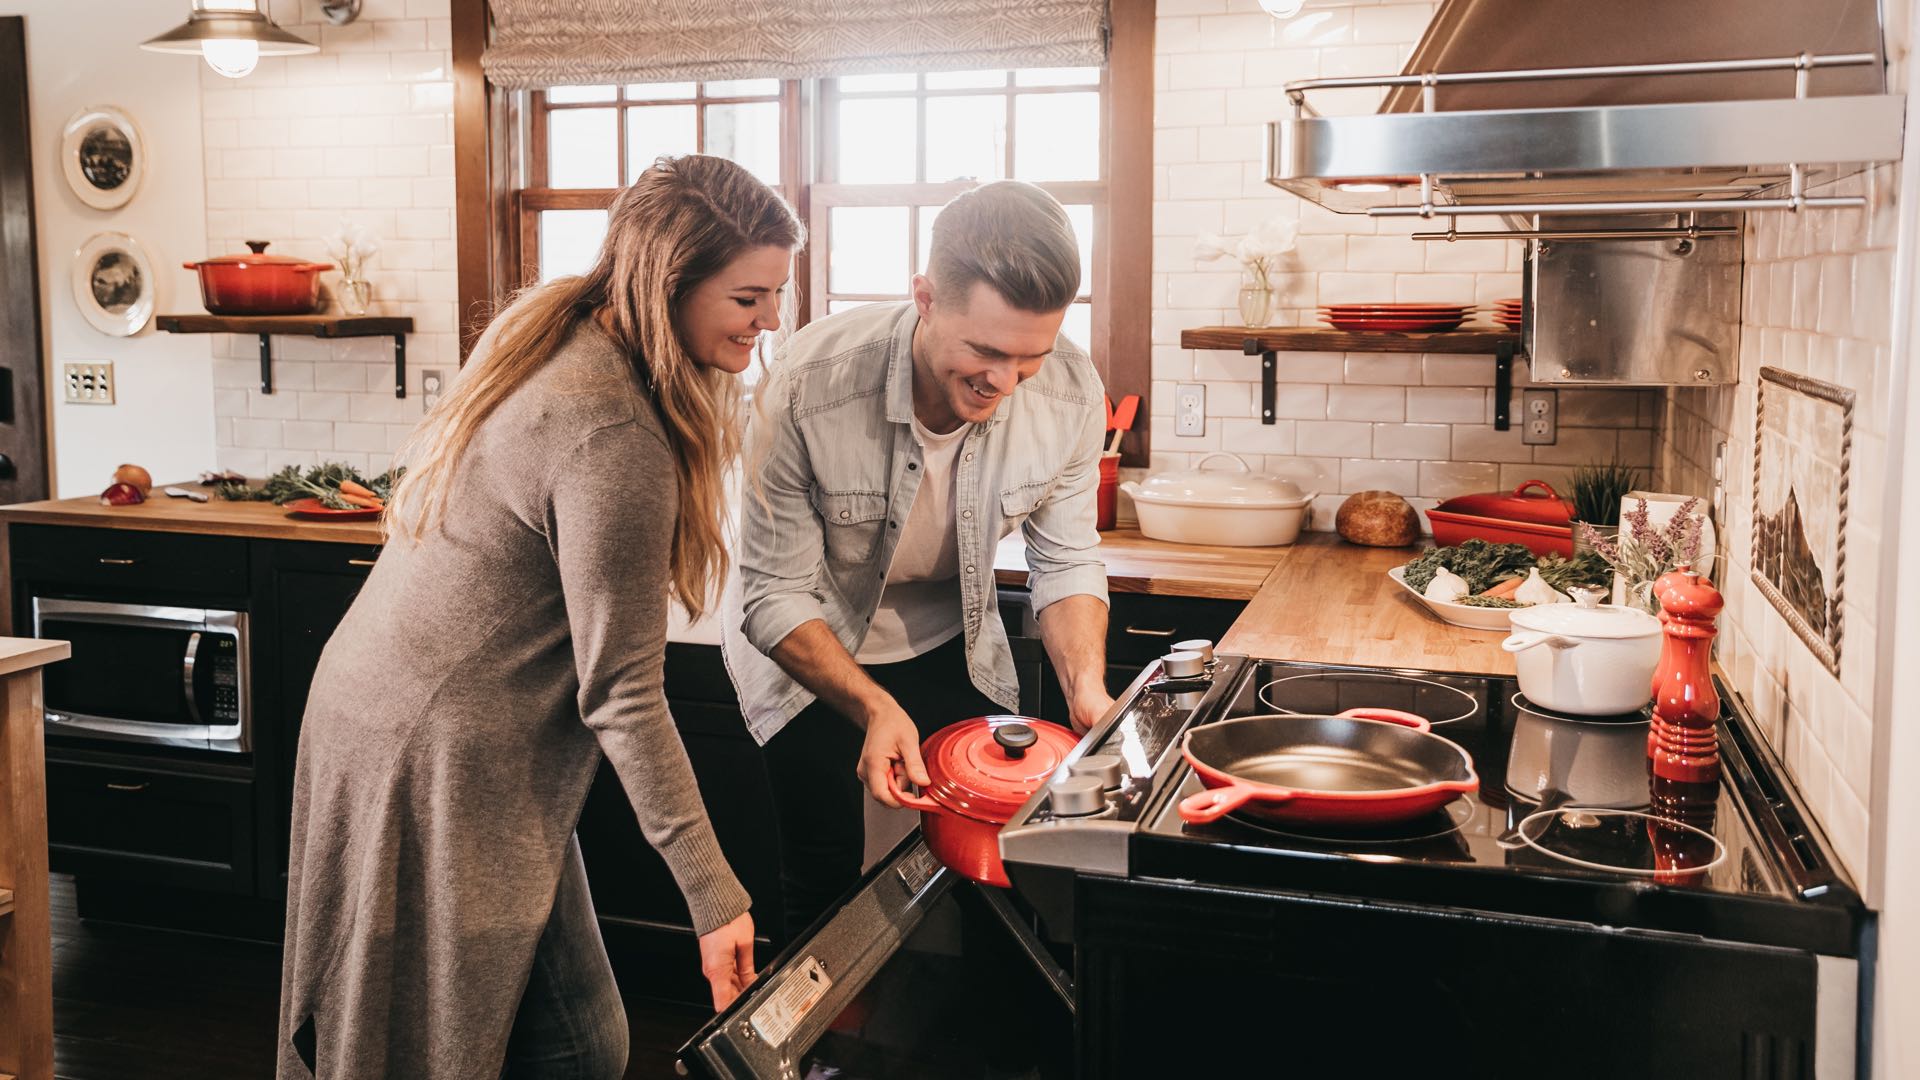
[
  {"xmin": 698, "ymin": 910, "xmax": 757, "ymax": 1011},
  {"xmin": 1067, "ymin": 685, "xmax": 1116, "ymax": 734},
  {"xmin": 855, "ymin": 702, "xmax": 930, "ymax": 807}
]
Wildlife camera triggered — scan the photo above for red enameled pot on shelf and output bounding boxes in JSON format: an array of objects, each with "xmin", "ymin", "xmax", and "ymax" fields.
[
  {"xmin": 183, "ymin": 240, "xmax": 333, "ymax": 316},
  {"xmin": 1425, "ymin": 479, "xmax": 1574, "ymax": 557},
  {"xmin": 887, "ymin": 715, "xmax": 1079, "ymax": 888}
]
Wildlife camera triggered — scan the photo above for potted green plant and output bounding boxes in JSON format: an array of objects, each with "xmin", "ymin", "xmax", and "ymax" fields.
[{"xmin": 1567, "ymin": 460, "xmax": 1641, "ymax": 557}]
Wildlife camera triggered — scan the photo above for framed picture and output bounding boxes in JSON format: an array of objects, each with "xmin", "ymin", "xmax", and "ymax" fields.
[
  {"xmin": 71, "ymin": 232, "xmax": 155, "ymax": 337},
  {"xmin": 1751, "ymin": 365, "xmax": 1854, "ymax": 675},
  {"xmin": 61, "ymin": 106, "xmax": 144, "ymax": 210}
]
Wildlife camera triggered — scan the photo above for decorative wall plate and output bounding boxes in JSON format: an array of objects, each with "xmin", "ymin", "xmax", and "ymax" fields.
[
  {"xmin": 61, "ymin": 106, "xmax": 145, "ymax": 210},
  {"xmin": 72, "ymin": 232, "xmax": 156, "ymax": 337}
]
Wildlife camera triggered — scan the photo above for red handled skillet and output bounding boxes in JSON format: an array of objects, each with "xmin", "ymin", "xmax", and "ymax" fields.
[{"xmin": 1179, "ymin": 708, "xmax": 1478, "ymax": 827}]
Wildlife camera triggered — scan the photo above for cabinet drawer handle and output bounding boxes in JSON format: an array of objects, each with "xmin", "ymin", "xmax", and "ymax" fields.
[
  {"xmin": 347, "ymin": 559, "xmax": 377, "ymax": 568},
  {"xmin": 106, "ymin": 781, "xmax": 150, "ymax": 793},
  {"xmin": 98, "ymin": 557, "xmax": 138, "ymax": 566},
  {"xmin": 1124, "ymin": 625, "xmax": 1178, "ymax": 638}
]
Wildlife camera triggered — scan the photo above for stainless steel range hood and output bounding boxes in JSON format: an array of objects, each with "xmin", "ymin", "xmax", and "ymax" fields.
[{"xmin": 1267, "ymin": 0, "xmax": 1906, "ymax": 220}]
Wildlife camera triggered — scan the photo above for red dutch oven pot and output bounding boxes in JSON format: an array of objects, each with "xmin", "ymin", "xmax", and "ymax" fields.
[
  {"xmin": 184, "ymin": 240, "xmax": 334, "ymax": 316},
  {"xmin": 887, "ymin": 715, "xmax": 1078, "ymax": 888}
]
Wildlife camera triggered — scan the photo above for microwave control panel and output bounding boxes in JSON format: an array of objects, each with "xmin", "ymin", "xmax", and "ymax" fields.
[{"xmin": 209, "ymin": 634, "xmax": 241, "ymax": 723}]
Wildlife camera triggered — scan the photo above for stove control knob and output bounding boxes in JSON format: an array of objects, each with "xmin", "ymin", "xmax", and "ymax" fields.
[
  {"xmin": 1161, "ymin": 650, "xmax": 1206, "ymax": 679},
  {"xmin": 1173, "ymin": 639, "xmax": 1215, "ymax": 665},
  {"xmin": 1049, "ymin": 775, "xmax": 1107, "ymax": 817},
  {"xmin": 1069, "ymin": 754, "xmax": 1124, "ymax": 790}
]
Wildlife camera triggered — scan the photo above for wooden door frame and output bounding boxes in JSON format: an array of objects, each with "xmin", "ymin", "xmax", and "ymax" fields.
[{"xmin": 0, "ymin": 17, "xmax": 48, "ymax": 501}]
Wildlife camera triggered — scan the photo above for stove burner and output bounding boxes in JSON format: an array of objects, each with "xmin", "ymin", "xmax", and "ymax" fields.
[
  {"xmin": 1515, "ymin": 807, "xmax": 1726, "ymax": 877},
  {"xmin": 1510, "ymin": 692, "xmax": 1650, "ymax": 726},
  {"xmin": 1257, "ymin": 671, "xmax": 1479, "ymax": 727},
  {"xmin": 1227, "ymin": 793, "xmax": 1477, "ymax": 845}
]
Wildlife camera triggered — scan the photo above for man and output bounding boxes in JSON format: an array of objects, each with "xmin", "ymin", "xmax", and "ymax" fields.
[{"xmin": 721, "ymin": 180, "xmax": 1114, "ymax": 937}]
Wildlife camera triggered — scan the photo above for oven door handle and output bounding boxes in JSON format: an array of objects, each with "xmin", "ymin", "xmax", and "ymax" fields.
[{"xmin": 182, "ymin": 631, "xmax": 202, "ymax": 726}]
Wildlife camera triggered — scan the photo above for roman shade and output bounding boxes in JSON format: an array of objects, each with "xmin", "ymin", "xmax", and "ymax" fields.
[{"xmin": 481, "ymin": 0, "xmax": 1109, "ymax": 89}]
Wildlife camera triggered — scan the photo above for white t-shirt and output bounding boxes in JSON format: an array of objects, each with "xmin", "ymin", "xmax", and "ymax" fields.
[{"xmin": 854, "ymin": 414, "xmax": 970, "ymax": 664}]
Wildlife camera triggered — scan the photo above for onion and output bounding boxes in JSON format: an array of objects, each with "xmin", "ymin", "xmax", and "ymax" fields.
[
  {"xmin": 113, "ymin": 463, "xmax": 153, "ymax": 494},
  {"xmin": 100, "ymin": 482, "xmax": 146, "ymax": 506}
]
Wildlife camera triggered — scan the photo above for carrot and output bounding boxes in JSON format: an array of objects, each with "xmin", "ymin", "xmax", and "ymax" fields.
[
  {"xmin": 1479, "ymin": 576, "xmax": 1524, "ymax": 598},
  {"xmin": 338, "ymin": 492, "xmax": 385, "ymax": 510},
  {"xmin": 339, "ymin": 479, "xmax": 380, "ymax": 500}
]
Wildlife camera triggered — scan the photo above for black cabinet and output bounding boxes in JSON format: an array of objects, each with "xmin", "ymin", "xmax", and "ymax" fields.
[
  {"xmin": 44, "ymin": 753, "xmax": 254, "ymax": 894},
  {"xmin": 1003, "ymin": 590, "xmax": 1245, "ymax": 726}
]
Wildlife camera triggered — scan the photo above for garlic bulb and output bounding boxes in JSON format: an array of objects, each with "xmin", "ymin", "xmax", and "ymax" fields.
[
  {"xmin": 1514, "ymin": 567, "xmax": 1569, "ymax": 607},
  {"xmin": 1423, "ymin": 567, "xmax": 1470, "ymax": 603}
]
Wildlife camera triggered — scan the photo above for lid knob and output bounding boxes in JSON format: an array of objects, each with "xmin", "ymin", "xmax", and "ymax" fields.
[
  {"xmin": 245, "ymin": 240, "xmax": 270, "ymax": 254},
  {"xmin": 993, "ymin": 722, "xmax": 1038, "ymax": 759},
  {"xmin": 1569, "ymin": 585, "xmax": 1606, "ymax": 609}
]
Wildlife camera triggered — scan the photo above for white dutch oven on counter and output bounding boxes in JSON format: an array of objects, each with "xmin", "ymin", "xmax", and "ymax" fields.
[
  {"xmin": 1120, "ymin": 453, "xmax": 1317, "ymax": 547},
  {"xmin": 1501, "ymin": 587, "xmax": 1663, "ymax": 716}
]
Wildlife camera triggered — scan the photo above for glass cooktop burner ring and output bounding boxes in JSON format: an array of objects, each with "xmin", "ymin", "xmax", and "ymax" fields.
[
  {"xmin": 1515, "ymin": 807, "xmax": 1727, "ymax": 877},
  {"xmin": 1508, "ymin": 691, "xmax": 1651, "ymax": 726},
  {"xmin": 1257, "ymin": 671, "xmax": 1479, "ymax": 727},
  {"xmin": 1225, "ymin": 792, "xmax": 1478, "ymax": 845}
]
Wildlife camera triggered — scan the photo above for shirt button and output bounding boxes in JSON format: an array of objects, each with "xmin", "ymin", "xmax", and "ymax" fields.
[
  {"xmin": 839, "ymin": 510, "xmax": 851, "ymax": 519},
  {"xmin": 908, "ymin": 463, "xmax": 918, "ymax": 471},
  {"xmin": 961, "ymin": 509, "xmax": 973, "ymax": 520},
  {"xmin": 964, "ymin": 452, "xmax": 974, "ymax": 462},
  {"xmin": 965, "ymin": 565, "xmax": 976, "ymax": 575},
  {"xmin": 889, "ymin": 520, "xmax": 898, "ymax": 528}
]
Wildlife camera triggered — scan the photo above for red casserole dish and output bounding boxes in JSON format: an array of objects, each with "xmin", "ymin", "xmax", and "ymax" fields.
[
  {"xmin": 885, "ymin": 716, "xmax": 1079, "ymax": 888},
  {"xmin": 183, "ymin": 240, "xmax": 333, "ymax": 316},
  {"xmin": 1425, "ymin": 479, "xmax": 1573, "ymax": 557},
  {"xmin": 1179, "ymin": 708, "xmax": 1478, "ymax": 827}
]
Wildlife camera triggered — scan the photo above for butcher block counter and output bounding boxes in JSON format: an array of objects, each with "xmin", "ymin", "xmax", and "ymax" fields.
[{"xmin": 0, "ymin": 492, "xmax": 1514, "ymax": 675}]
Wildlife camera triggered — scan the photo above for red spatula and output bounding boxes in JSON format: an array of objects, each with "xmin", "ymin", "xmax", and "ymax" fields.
[{"xmin": 1106, "ymin": 394, "xmax": 1139, "ymax": 454}]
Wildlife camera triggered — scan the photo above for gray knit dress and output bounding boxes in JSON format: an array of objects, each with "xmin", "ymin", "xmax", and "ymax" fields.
[{"xmin": 276, "ymin": 322, "xmax": 750, "ymax": 1078}]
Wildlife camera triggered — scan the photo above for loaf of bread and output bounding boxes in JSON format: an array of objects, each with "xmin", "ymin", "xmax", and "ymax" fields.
[{"xmin": 1336, "ymin": 490, "xmax": 1421, "ymax": 547}]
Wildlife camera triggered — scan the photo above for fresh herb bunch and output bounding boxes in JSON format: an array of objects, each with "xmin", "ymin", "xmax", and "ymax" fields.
[
  {"xmin": 1456, "ymin": 595, "xmax": 1524, "ymax": 609},
  {"xmin": 215, "ymin": 463, "xmax": 405, "ymax": 510},
  {"xmin": 1534, "ymin": 551, "xmax": 1612, "ymax": 593},
  {"xmin": 1568, "ymin": 460, "xmax": 1642, "ymax": 526},
  {"xmin": 1401, "ymin": 539, "xmax": 1536, "ymax": 594}
]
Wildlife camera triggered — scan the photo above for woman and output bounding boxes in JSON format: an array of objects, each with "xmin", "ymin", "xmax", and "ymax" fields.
[{"xmin": 276, "ymin": 155, "xmax": 802, "ymax": 1079}]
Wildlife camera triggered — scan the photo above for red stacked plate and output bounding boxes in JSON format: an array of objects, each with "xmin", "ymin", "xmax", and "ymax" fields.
[
  {"xmin": 1319, "ymin": 303, "xmax": 1471, "ymax": 333},
  {"xmin": 1492, "ymin": 298, "xmax": 1524, "ymax": 330}
]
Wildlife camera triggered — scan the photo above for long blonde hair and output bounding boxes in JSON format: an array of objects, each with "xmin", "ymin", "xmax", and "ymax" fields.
[{"xmin": 386, "ymin": 155, "xmax": 802, "ymax": 617}]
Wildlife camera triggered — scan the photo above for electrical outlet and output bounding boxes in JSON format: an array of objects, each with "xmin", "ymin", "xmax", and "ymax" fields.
[
  {"xmin": 421, "ymin": 368, "xmax": 447, "ymax": 409},
  {"xmin": 1520, "ymin": 388, "xmax": 1557, "ymax": 445},
  {"xmin": 63, "ymin": 362, "xmax": 115, "ymax": 405},
  {"xmin": 1175, "ymin": 382, "xmax": 1205, "ymax": 437}
]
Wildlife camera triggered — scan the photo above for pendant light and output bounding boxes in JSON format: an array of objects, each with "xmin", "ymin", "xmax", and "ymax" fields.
[{"xmin": 140, "ymin": 0, "xmax": 334, "ymax": 80}]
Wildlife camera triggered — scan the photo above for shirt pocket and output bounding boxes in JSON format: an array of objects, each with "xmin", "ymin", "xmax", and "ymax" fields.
[
  {"xmin": 999, "ymin": 481, "xmax": 1051, "ymax": 526},
  {"xmin": 811, "ymin": 488, "xmax": 890, "ymax": 564}
]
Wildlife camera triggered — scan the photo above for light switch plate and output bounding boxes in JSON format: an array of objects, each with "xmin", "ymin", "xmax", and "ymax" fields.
[
  {"xmin": 1175, "ymin": 382, "xmax": 1205, "ymax": 436},
  {"xmin": 421, "ymin": 368, "xmax": 447, "ymax": 410},
  {"xmin": 63, "ymin": 362, "xmax": 115, "ymax": 405},
  {"xmin": 1520, "ymin": 388, "xmax": 1556, "ymax": 445}
]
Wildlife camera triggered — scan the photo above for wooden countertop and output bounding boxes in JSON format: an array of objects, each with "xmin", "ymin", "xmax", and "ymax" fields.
[
  {"xmin": 0, "ymin": 488, "xmax": 382, "ymax": 544},
  {"xmin": 1218, "ymin": 534, "xmax": 1515, "ymax": 676},
  {"xmin": 994, "ymin": 528, "xmax": 1287, "ymax": 602}
]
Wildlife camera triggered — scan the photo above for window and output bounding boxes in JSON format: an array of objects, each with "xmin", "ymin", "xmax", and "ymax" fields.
[{"xmin": 513, "ymin": 67, "xmax": 1105, "ymax": 356}]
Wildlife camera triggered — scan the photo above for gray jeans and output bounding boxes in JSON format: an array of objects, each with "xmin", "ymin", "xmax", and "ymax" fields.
[{"xmin": 501, "ymin": 843, "xmax": 629, "ymax": 1079}]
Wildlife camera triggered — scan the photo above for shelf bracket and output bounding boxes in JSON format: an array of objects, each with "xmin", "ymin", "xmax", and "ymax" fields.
[
  {"xmin": 258, "ymin": 334, "xmax": 274, "ymax": 395},
  {"xmin": 1244, "ymin": 337, "xmax": 1278, "ymax": 425},
  {"xmin": 1494, "ymin": 341, "xmax": 1515, "ymax": 431},
  {"xmin": 394, "ymin": 334, "xmax": 407, "ymax": 399}
]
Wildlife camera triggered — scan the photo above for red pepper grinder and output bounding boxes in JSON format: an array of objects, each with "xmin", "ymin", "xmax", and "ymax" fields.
[{"xmin": 1648, "ymin": 566, "xmax": 1724, "ymax": 783}]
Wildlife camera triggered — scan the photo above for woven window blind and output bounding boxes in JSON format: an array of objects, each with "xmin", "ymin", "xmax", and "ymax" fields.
[{"xmin": 482, "ymin": 0, "xmax": 1109, "ymax": 89}]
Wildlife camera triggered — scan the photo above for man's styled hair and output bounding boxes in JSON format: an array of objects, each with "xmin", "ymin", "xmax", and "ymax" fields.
[{"xmin": 926, "ymin": 180, "xmax": 1081, "ymax": 313}]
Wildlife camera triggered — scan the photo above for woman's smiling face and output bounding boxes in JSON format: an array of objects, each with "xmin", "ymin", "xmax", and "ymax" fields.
[{"xmin": 678, "ymin": 244, "xmax": 792, "ymax": 374}]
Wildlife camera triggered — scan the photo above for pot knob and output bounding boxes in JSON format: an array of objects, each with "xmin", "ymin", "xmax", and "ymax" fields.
[
  {"xmin": 992, "ymin": 722, "xmax": 1038, "ymax": 759},
  {"xmin": 245, "ymin": 240, "xmax": 271, "ymax": 254},
  {"xmin": 1161, "ymin": 650, "xmax": 1206, "ymax": 679},
  {"xmin": 1069, "ymin": 754, "xmax": 1124, "ymax": 790},
  {"xmin": 1173, "ymin": 639, "xmax": 1215, "ymax": 665},
  {"xmin": 1049, "ymin": 775, "xmax": 1107, "ymax": 817}
]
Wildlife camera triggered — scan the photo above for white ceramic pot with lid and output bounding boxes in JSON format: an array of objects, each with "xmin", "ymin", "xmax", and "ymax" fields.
[
  {"xmin": 1119, "ymin": 453, "xmax": 1318, "ymax": 547},
  {"xmin": 1500, "ymin": 586, "xmax": 1663, "ymax": 716}
]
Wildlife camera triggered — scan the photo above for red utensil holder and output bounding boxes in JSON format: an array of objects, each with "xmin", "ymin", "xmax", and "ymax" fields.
[{"xmin": 1097, "ymin": 451, "xmax": 1120, "ymax": 531}]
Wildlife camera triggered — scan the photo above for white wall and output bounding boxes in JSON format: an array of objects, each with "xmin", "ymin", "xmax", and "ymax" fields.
[{"xmin": 5, "ymin": 1, "xmax": 216, "ymax": 497}]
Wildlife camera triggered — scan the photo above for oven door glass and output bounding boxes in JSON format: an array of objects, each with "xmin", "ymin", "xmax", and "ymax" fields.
[
  {"xmin": 35, "ymin": 599, "xmax": 247, "ymax": 751},
  {"xmin": 679, "ymin": 836, "xmax": 1073, "ymax": 1080}
]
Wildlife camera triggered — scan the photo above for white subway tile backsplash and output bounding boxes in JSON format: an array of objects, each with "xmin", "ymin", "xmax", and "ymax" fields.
[
  {"xmin": 1372, "ymin": 422, "xmax": 1450, "ymax": 460},
  {"xmin": 1422, "ymin": 354, "xmax": 1496, "ymax": 386},
  {"xmin": 1343, "ymin": 353, "xmax": 1422, "ymax": 385},
  {"xmin": 1341, "ymin": 457, "xmax": 1418, "ymax": 495},
  {"xmin": 1220, "ymin": 418, "xmax": 1296, "ymax": 454},
  {"xmin": 1406, "ymin": 387, "xmax": 1488, "ymax": 423},
  {"xmin": 1451, "ymin": 424, "xmax": 1532, "ymax": 464},
  {"xmin": 1297, "ymin": 420, "xmax": 1372, "ymax": 458},
  {"xmin": 1418, "ymin": 460, "xmax": 1500, "ymax": 499},
  {"xmin": 1326, "ymin": 384, "xmax": 1404, "ymax": 421}
]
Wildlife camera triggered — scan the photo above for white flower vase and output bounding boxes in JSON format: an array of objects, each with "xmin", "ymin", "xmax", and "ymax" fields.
[{"xmin": 1238, "ymin": 282, "xmax": 1271, "ymax": 328}]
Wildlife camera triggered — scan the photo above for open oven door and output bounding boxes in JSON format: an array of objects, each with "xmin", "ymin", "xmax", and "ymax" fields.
[{"xmin": 676, "ymin": 834, "xmax": 1074, "ymax": 1079}]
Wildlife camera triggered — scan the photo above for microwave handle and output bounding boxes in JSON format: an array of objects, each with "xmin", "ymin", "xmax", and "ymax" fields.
[{"xmin": 182, "ymin": 631, "xmax": 202, "ymax": 726}]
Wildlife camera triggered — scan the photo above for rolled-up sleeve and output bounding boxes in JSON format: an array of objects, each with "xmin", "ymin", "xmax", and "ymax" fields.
[
  {"xmin": 738, "ymin": 369, "xmax": 832, "ymax": 655},
  {"xmin": 1022, "ymin": 391, "xmax": 1110, "ymax": 615}
]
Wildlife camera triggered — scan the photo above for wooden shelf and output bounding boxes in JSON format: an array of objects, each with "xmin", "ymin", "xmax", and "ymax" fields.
[
  {"xmin": 157, "ymin": 313, "xmax": 416, "ymax": 399},
  {"xmin": 1180, "ymin": 326, "xmax": 1519, "ymax": 354}
]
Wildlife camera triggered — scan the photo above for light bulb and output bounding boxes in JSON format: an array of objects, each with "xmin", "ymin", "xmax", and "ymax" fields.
[
  {"xmin": 202, "ymin": 38, "xmax": 259, "ymax": 78},
  {"xmin": 1258, "ymin": 0, "xmax": 1306, "ymax": 16}
]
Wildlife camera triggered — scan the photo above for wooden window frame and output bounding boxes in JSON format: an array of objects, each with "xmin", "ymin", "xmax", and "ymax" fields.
[{"xmin": 452, "ymin": 0, "xmax": 1151, "ymax": 462}]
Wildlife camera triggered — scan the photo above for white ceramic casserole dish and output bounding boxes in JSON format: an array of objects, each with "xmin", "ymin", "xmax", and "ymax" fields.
[
  {"xmin": 1119, "ymin": 453, "xmax": 1317, "ymax": 547},
  {"xmin": 1500, "ymin": 587, "xmax": 1662, "ymax": 716}
]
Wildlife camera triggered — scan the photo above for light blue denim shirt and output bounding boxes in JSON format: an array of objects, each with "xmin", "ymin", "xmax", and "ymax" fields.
[{"xmin": 721, "ymin": 301, "xmax": 1109, "ymax": 744}]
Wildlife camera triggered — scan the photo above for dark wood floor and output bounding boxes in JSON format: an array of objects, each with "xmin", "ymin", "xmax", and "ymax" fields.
[{"xmin": 48, "ymin": 875, "xmax": 713, "ymax": 1079}]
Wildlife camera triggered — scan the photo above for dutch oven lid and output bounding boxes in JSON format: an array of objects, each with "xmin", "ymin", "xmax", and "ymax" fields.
[
  {"xmin": 1132, "ymin": 452, "xmax": 1313, "ymax": 509},
  {"xmin": 1509, "ymin": 585, "xmax": 1662, "ymax": 639},
  {"xmin": 921, "ymin": 716, "xmax": 1078, "ymax": 824},
  {"xmin": 187, "ymin": 241, "xmax": 331, "ymax": 270},
  {"xmin": 1432, "ymin": 479, "xmax": 1571, "ymax": 527}
]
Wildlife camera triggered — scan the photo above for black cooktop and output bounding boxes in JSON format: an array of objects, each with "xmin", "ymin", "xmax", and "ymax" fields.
[{"xmin": 1126, "ymin": 658, "xmax": 1863, "ymax": 956}]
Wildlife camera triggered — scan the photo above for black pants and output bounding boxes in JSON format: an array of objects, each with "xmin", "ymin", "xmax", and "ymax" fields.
[{"xmin": 762, "ymin": 634, "xmax": 1005, "ymax": 942}]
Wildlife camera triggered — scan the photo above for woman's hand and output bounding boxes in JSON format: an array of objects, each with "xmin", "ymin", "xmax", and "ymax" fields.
[{"xmin": 698, "ymin": 910, "xmax": 757, "ymax": 1011}]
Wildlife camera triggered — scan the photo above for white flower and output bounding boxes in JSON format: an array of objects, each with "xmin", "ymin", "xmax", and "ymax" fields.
[
  {"xmin": 1243, "ymin": 216, "xmax": 1299, "ymax": 258},
  {"xmin": 1193, "ymin": 233, "xmax": 1235, "ymax": 262}
]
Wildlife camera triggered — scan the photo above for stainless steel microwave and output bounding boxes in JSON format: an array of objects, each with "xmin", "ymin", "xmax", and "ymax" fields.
[{"xmin": 31, "ymin": 598, "xmax": 250, "ymax": 753}]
